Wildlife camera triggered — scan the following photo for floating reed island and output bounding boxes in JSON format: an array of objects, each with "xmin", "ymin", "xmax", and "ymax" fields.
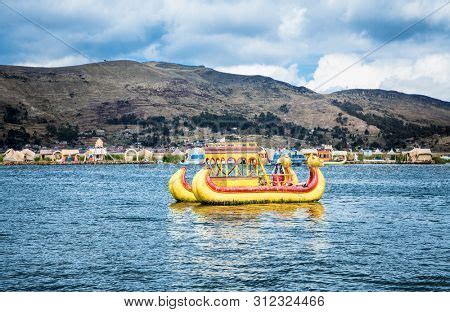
[{"xmin": 1, "ymin": 138, "xmax": 449, "ymax": 166}]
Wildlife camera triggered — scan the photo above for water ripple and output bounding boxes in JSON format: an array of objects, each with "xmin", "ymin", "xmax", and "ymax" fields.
[{"xmin": 0, "ymin": 164, "xmax": 449, "ymax": 291}]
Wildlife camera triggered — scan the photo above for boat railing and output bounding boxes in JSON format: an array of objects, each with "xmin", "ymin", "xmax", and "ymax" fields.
[{"xmin": 261, "ymin": 173, "xmax": 295, "ymax": 186}]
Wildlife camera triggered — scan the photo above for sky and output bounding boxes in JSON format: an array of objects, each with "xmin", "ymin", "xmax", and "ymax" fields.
[{"xmin": 1, "ymin": 0, "xmax": 450, "ymax": 100}]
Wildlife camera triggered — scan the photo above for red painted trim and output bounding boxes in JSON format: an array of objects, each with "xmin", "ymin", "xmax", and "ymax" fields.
[
  {"xmin": 205, "ymin": 167, "xmax": 319, "ymax": 193},
  {"xmin": 180, "ymin": 167, "xmax": 192, "ymax": 191},
  {"xmin": 306, "ymin": 167, "xmax": 314, "ymax": 185}
]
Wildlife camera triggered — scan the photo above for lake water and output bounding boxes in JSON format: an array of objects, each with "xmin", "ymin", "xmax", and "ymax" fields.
[{"xmin": 0, "ymin": 164, "xmax": 449, "ymax": 291}]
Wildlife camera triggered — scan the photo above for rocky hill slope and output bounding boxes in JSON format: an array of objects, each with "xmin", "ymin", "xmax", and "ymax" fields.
[{"xmin": 1, "ymin": 60, "xmax": 449, "ymax": 150}]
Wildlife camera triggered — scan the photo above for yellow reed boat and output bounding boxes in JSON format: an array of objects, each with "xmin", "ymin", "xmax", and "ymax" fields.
[{"xmin": 168, "ymin": 142, "xmax": 326, "ymax": 205}]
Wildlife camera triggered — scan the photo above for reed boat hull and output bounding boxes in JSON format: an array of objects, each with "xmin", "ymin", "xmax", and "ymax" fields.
[
  {"xmin": 191, "ymin": 167, "xmax": 326, "ymax": 205},
  {"xmin": 168, "ymin": 167, "xmax": 197, "ymax": 202}
]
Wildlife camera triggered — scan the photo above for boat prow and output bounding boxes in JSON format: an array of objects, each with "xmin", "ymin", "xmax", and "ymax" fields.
[{"xmin": 168, "ymin": 167, "xmax": 197, "ymax": 202}]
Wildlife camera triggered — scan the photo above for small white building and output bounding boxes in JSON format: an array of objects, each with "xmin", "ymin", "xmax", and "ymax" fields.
[
  {"xmin": 386, "ymin": 149, "xmax": 400, "ymax": 162},
  {"xmin": 39, "ymin": 149, "xmax": 53, "ymax": 161},
  {"xmin": 331, "ymin": 150, "xmax": 348, "ymax": 162},
  {"xmin": 59, "ymin": 149, "xmax": 80, "ymax": 162},
  {"xmin": 185, "ymin": 147, "xmax": 205, "ymax": 165},
  {"xmin": 362, "ymin": 149, "xmax": 373, "ymax": 158},
  {"xmin": 139, "ymin": 149, "xmax": 153, "ymax": 162},
  {"xmin": 373, "ymin": 148, "xmax": 384, "ymax": 160},
  {"xmin": 300, "ymin": 148, "xmax": 318, "ymax": 156},
  {"xmin": 171, "ymin": 148, "xmax": 185, "ymax": 157},
  {"xmin": 84, "ymin": 138, "xmax": 107, "ymax": 162}
]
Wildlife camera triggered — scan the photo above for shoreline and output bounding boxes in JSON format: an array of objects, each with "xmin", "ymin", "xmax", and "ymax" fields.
[
  {"xmin": 0, "ymin": 161, "xmax": 159, "ymax": 166},
  {"xmin": 0, "ymin": 161, "xmax": 447, "ymax": 166}
]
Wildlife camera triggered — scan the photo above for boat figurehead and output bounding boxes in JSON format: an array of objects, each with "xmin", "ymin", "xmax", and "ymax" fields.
[
  {"xmin": 278, "ymin": 155, "xmax": 292, "ymax": 169},
  {"xmin": 307, "ymin": 154, "xmax": 324, "ymax": 167}
]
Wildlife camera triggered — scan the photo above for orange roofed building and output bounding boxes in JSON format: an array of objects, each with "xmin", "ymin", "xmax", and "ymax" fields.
[{"xmin": 317, "ymin": 145, "xmax": 332, "ymax": 162}]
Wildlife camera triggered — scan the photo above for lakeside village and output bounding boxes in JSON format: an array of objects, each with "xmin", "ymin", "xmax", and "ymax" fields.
[{"xmin": 1, "ymin": 136, "xmax": 449, "ymax": 166}]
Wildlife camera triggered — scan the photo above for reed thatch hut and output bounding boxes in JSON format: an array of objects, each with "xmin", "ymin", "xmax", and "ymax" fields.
[
  {"xmin": 403, "ymin": 148, "xmax": 433, "ymax": 163},
  {"xmin": 3, "ymin": 149, "xmax": 24, "ymax": 162}
]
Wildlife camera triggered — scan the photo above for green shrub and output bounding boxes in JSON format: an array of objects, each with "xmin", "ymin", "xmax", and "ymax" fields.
[
  {"xmin": 432, "ymin": 156, "xmax": 447, "ymax": 164},
  {"xmin": 34, "ymin": 156, "xmax": 41, "ymax": 162},
  {"xmin": 46, "ymin": 123, "xmax": 79, "ymax": 143},
  {"xmin": 163, "ymin": 154, "xmax": 184, "ymax": 163},
  {"xmin": 0, "ymin": 154, "xmax": 3, "ymax": 162},
  {"xmin": 395, "ymin": 154, "xmax": 407, "ymax": 163},
  {"xmin": 110, "ymin": 153, "xmax": 124, "ymax": 161}
]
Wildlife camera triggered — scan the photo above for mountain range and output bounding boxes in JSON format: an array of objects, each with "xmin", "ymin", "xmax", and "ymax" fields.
[{"xmin": 1, "ymin": 60, "xmax": 449, "ymax": 150}]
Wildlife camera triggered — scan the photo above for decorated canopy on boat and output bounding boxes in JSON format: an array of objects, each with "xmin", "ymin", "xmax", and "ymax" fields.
[{"xmin": 204, "ymin": 142, "xmax": 262, "ymax": 178}]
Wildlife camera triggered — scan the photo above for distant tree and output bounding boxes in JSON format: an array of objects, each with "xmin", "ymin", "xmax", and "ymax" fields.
[
  {"xmin": 46, "ymin": 124, "xmax": 79, "ymax": 143},
  {"xmin": 46, "ymin": 125, "xmax": 57, "ymax": 136},
  {"xmin": 278, "ymin": 104, "xmax": 290, "ymax": 113},
  {"xmin": 5, "ymin": 127, "xmax": 30, "ymax": 149},
  {"xmin": 4, "ymin": 105, "xmax": 27, "ymax": 124},
  {"xmin": 56, "ymin": 124, "xmax": 79, "ymax": 143}
]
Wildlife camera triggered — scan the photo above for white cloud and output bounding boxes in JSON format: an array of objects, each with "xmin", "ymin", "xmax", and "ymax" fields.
[
  {"xmin": 9, "ymin": 0, "xmax": 165, "ymax": 43},
  {"xmin": 305, "ymin": 53, "xmax": 384, "ymax": 91},
  {"xmin": 278, "ymin": 8, "xmax": 307, "ymax": 40},
  {"xmin": 305, "ymin": 53, "xmax": 450, "ymax": 100},
  {"xmin": 127, "ymin": 43, "xmax": 160, "ymax": 60},
  {"xmin": 15, "ymin": 55, "xmax": 91, "ymax": 67},
  {"xmin": 3, "ymin": 0, "xmax": 450, "ymax": 100},
  {"xmin": 327, "ymin": 0, "xmax": 450, "ymax": 25},
  {"xmin": 397, "ymin": 0, "xmax": 450, "ymax": 25},
  {"xmin": 215, "ymin": 64, "xmax": 305, "ymax": 86}
]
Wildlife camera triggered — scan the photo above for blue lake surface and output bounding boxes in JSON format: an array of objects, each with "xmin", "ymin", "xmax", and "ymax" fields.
[{"xmin": 0, "ymin": 164, "xmax": 449, "ymax": 291}]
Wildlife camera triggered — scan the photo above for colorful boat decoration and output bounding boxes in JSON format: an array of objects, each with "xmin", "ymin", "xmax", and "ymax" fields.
[{"xmin": 168, "ymin": 142, "xmax": 326, "ymax": 205}]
